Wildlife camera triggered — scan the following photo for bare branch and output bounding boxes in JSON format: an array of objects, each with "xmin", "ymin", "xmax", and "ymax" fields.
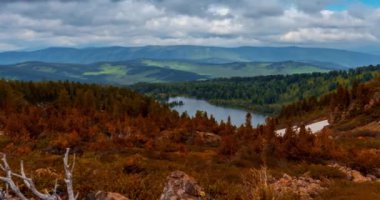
[
  {"xmin": 63, "ymin": 148, "xmax": 77, "ymax": 200},
  {"xmin": 16, "ymin": 161, "xmax": 59, "ymax": 200},
  {"xmin": 71, "ymin": 154, "xmax": 76, "ymax": 173},
  {"xmin": 54, "ymin": 179, "xmax": 58, "ymax": 194},
  {"xmin": 0, "ymin": 188, "xmax": 6, "ymax": 199},
  {"xmin": 0, "ymin": 149, "xmax": 77, "ymax": 200},
  {"xmin": 0, "ymin": 163, "xmax": 5, "ymax": 171},
  {"xmin": 0, "ymin": 154, "xmax": 28, "ymax": 200}
]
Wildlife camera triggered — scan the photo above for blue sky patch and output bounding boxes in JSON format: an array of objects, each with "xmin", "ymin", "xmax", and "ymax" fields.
[{"xmin": 328, "ymin": 0, "xmax": 380, "ymax": 11}]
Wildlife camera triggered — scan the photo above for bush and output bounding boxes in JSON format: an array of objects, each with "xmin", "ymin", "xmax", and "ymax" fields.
[
  {"xmin": 292, "ymin": 164, "xmax": 346, "ymax": 180},
  {"xmin": 241, "ymin": 168, "xmax": 297, "ymax": 200}
]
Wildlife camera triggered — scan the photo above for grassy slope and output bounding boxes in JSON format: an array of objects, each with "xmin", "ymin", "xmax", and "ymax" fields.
[
  {"xmin": 321, "ymin": 124, "xmax": 380, "ymax": 200},
  {"xmin": 320, "ymin": 181, "xmax": 380, "ymax": 200},
  {"xmin": 0, "ymin": 61, "xmax": 206, "ymax": 85},
  {"xmin": 0, "ymin": 60, "xmax": 334, "ymax": 85},
  {"xmin": 3, "ymin": 137, "xmax": 378, "ymax": 200},
  {"xmin": 142, "ymin": 59, "xmax": 331, "ymax": 78},
  {"xmin": 274, "ymin": 78, "xmax": 380, "ymax": 199},
  {"xmin": 1, "ymin": 133, "xmax": 378, "ymax": 200}
]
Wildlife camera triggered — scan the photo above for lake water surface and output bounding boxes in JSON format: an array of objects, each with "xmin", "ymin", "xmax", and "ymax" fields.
[{"xmin": 168, "ymin": 97, "xmax": 267, "ymax": 127}]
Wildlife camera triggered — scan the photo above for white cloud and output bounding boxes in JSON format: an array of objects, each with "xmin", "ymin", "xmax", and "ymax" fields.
[
  {"xmin": 0, "ymin": 43, "xmax": 21, "ymax": 51},
  {"xmin": 207, "ymin": 5, "xmax": 230, "ymax": 17},
  {"xmin": 0, "ymin": 0, "xmax": 378, "ymax": 52},
  {"xmin": 280, "ymin": 28, "xmax": 378, "ymax": 43}
]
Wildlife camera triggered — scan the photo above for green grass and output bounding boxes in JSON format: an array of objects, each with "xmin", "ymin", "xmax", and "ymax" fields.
[
  {"xmin": 0, "ymin": 60, "xmax": 335, "ymax": 86},
  {"xmin": 34, "ymin": 66, "xmax": 57, "ymax": 73},
  {"xmin": 105, "ymin": 69, "xmax": 166, "ymax": 85},
  {"xmin": 84, "ymin": 64, "xmax": 127, "ymax": 76},
  {"xmin": 143, "ymin": 60, "xmax": 201, "ymax": 72},
  {"xmin": 142, "ymin": 60, "xmax": 330, "ymax": 78}
]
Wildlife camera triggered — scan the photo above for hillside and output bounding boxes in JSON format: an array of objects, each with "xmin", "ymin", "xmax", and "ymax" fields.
[
  {"xmin": 132, "ymin": 65, "xmax": 380, "ymax": 114},
  {"xmin": 274, "ymin": 76, "xmax": 380, "ymax": 200},
  {"xmin": 0, "ymin": 60, "xmax": 332, "ymax": 85},
  {"xmin": 0, "ymin": 80, "xmax": 378, "ymax": 200},
  {"xmin": 142, "ymin": 60, "xmax": 333, "ymax": 78},
  {"xmin": 0, "ymin": 61, "xmax": 206, "ymax": 84},
  {"xmin": 278, "ymin": 74, "xmax": 380, "ymax": 130},
  {"xmin": 0, "ymin": 46, "xmax": 379, "ymax": 67}
]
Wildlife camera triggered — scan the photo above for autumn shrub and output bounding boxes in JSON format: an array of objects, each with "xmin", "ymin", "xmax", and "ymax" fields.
[
  {"xmin": 203, "ymin": 178, "xmax": 244, "ymax": 200},
  {"xmin": 3, "ymin": 141, "xmax": 33, "ymax": 156},
  {"xmin": 241, "ymin": 168, "xmax": 297, "ymax": 200},
  {"xmin": 123, "ymin": 154, "xmax": 147, "ymax": 174},
  {"xmin": 51, "ymin": 131, "xmax": 81, "ymax": 152},
  {"xmin": 154, "ymin": 138, "xmax": 181, "ymax": 153},
  {"xmin": 320, "ymin": 181, "xmax": 380, "ymax": 200},
  {"xmin": 218, "ymin": 135, "xmax": 239, "ymax": 157},
  {"xmin": 288, "ymin": 164, "xmax": 346, "ymax": 180},
  {"xmin": 232, "ymin": 146, "xmax": 263, "ymax": 168},
  {"xmin": 350, "ymin": 149, "xmax": 380, "ymax": 174},
  {"xmin": 349, "ymin": 130, "xmax": 380, "ymax": 138},
  {"xmin": 87, "ymin": 134, "xmax": 111, "ymax": 152}
]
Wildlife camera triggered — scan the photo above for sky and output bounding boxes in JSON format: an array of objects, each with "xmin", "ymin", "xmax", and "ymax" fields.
[{"xmin": 1, "ymin": 0, "xmax": 380, "ymax": 54}]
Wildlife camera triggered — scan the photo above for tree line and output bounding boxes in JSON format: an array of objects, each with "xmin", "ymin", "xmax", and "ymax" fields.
[{"xmin": 132, "ymin": 65, "xmax": 380, "ymax": 114}]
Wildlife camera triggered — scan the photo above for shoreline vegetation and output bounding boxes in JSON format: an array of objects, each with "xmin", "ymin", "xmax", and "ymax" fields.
[
  {"xmin": 167, "ymin": 100, "xmax": 184, "ymax": 108},
  {"xmin": 132, "ymin": 65, "xmax": 380, "ymax": 115}
]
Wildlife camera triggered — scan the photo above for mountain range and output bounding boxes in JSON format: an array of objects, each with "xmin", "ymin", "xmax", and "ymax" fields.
[
  {"xmin": 1, "ymin": 45, "xmax": 379, "ymax": 68},
  {"xmin": 0, "ymin": 60, "xmax": 332, "ymax": 85}
]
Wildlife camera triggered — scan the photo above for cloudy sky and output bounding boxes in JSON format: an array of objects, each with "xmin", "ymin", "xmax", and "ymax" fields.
[{"xmin": 1, "ymin": 0, "xmax": 380, "ymax": 53}]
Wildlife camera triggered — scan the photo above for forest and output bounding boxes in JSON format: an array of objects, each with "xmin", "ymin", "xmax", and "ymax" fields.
[
  {"xmin": 0, "ymin": 79, "xmax": 378, "ymax": 199},
  {"xmin": 278, "ymin": 75, "xmax": 380, "ymax": 129},
  {"xmin": 132, "ymin": 65, "xmax": 380, "ymax": 114}
]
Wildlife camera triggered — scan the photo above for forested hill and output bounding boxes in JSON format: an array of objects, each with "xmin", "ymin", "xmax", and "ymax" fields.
[
  {"xmin": 278, "ymin": 73, "xmax": 380, "ymax": 130},
  {"xmin": 1, "ymin": 45, "xmax": 380, "ymax": 67},
  {"xmin": 0, "ymin": 60, "xmax": 334, "ymax": 85},
  {"xmin": 132, "ymin": 65, "xmax": 380, "ymax": 114}
]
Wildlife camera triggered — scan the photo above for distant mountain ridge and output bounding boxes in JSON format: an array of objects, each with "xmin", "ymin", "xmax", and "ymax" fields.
[
  {"xmin": 0, "ymin": 59, "xmax": 332, "ymax": 85},
  {"xmin": 0, "ymin": 45, "xmax": 379, "ymax": 67}
]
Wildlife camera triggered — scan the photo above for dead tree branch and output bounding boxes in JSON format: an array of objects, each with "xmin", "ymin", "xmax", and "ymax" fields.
[
  {"xmin": 0, "ymin": 153, "xmax": 28, "ymax": 200},
  {"xmin": 63, "ymin": 148, "xmax": 78, "ymax": 200},
  {"xmin": 0, "ymin": 148, "xmax": 77, "ymax": 200}
]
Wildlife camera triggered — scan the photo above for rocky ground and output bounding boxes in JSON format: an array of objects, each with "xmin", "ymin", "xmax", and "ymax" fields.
[
  {"xmin": 328, "ymin": 163, "xmax": 380, "ymax": 183},
  {"xmin": 1, "ymin": 164, "xmax": 379, "ymax": 200},
  {"xmin": 272, "ymin": 173, "xmax": 327, "ymax": 200}
]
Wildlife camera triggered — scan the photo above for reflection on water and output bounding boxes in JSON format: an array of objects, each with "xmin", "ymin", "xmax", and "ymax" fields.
[{"xmin": 168, "ymin": 96, "xmax": 267, "ymax": 127}]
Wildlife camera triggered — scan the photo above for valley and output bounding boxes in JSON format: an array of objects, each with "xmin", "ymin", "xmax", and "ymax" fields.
[
  {"xmin": 0, "ymin": 60, "xmax": 335, "ymax": 85},
  {"xmin": 134, "ymin": 65, "xmax": 380, "ymax": 114},
  {"xmin": 2, "ymin": 0, "xmax": 380, "ymax": 199},
  {"xmin": 0, "ymin": 46, "xmax": 379, "ymax": 200}
]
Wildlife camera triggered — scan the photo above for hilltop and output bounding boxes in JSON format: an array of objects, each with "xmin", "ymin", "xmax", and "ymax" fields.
[{"xmin": 0, "ymin": 46, "xmax": 379, "ymax": 67}]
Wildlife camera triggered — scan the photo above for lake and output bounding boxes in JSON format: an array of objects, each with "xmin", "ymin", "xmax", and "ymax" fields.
[{"xmin": 168, "ymin": 97, "xmax": 267, "ymax": 127}]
